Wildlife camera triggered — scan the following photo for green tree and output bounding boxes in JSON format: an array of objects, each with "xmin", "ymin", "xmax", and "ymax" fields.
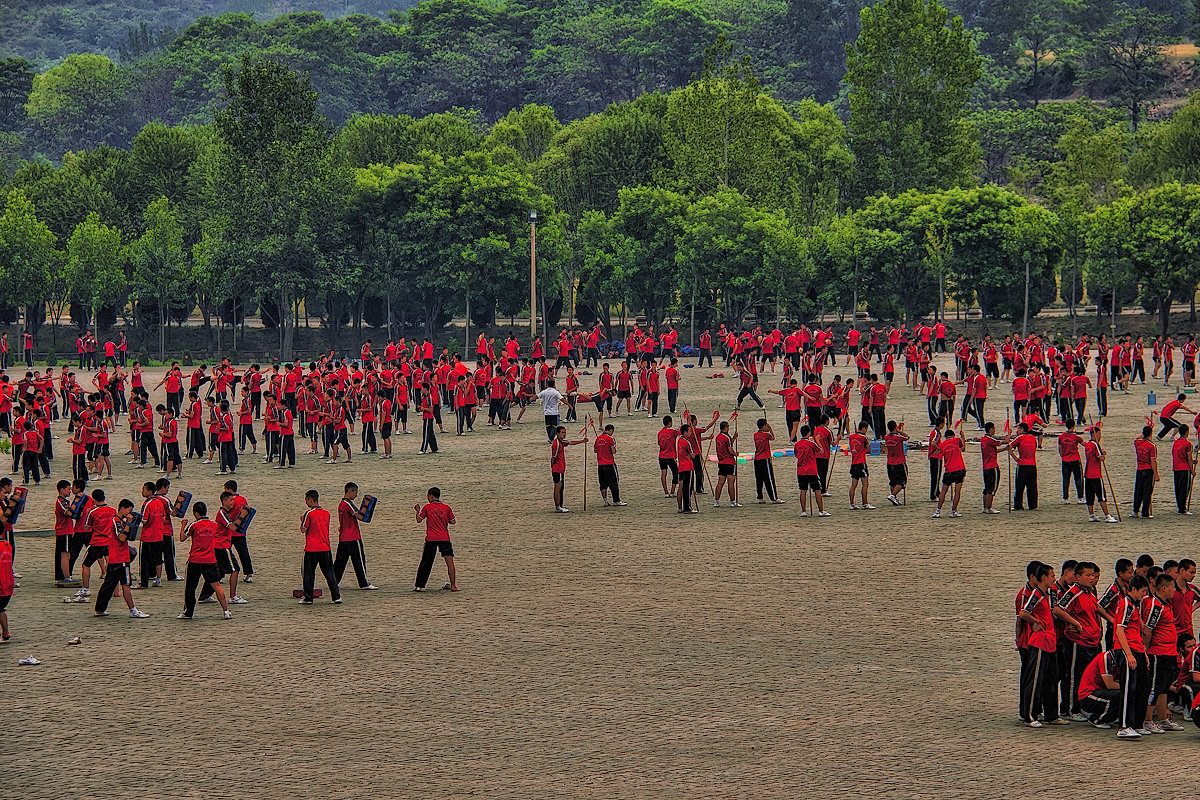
[
  {"xmin": 1084, "ymin": 197, "xmax": 1138, "ymax": 326},
  {"xmin": 66, "ymin": 211, "xmax": 126, "ymax": 332},
  {"xmin": 1128, "ymin": 94, "xmax": 1200, "ymax": 186},
  {"xmin": 853, "ymin": 191, "xmax": 942, "ymax": 324},
  {"xmin": 130, "ymin": 197, "xmax": 189, "ymax": 360},
  {"xmin": 845, "ymin": 0, "xmax": 982, "ymax": 199},
  {"xmin": 1121, "ymin": 183, "xmax": 1200, "ymax": 334},
  {"xmin": 0, "ymin": 188, "xmax": 56, "ymax": 337},
  {"xmin": 24, "ymin": 53, "xmax": 131, "ymax": 156},
  {"xmin": 1084, "ymin": 2, "xmax": 1175, "ymax": 130}
]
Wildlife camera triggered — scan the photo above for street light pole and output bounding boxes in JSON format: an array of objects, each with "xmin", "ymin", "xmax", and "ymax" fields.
[{"xmin": 529, "ymin": 210, "xmax": 537, "ymax": 348}]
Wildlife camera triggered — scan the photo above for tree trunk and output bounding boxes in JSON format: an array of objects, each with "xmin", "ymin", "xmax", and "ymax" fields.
[
  {"xmin": 1160, "ymin": 296, "xmax": 1171, "ymax": 337},
  {"xmin": 281, "ymin": 288, "xmax": 295, "ymax": 362},
  {"xmin": 159, "ymin": 300, "xmax": 166, "ymax": 362}
]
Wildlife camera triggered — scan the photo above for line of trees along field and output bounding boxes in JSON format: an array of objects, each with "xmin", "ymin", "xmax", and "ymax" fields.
[{"xmin": 1, "ymin": 0, "xmax": 1200, "ymax": 360}]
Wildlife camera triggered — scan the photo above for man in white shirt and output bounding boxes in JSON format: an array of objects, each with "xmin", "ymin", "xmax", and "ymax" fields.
[{"xmin": 537, "ymin": 379, "xmax": 564, "ymax": 443}]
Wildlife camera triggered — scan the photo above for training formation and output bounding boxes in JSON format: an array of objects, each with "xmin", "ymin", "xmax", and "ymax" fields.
[{"xmin": 7, "ymin": 318, "xmax": 1200, "ymax": 796}]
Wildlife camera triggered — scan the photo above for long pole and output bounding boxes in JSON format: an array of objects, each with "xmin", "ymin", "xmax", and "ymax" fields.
[
  {"xmin": 701, "ymin": 406, "xmax": 718, "ymax": 494},
  {"xmin": 530, "ymin": 217, "xmax": 537, "ymax": 347},
  {"xmin": 733, "ymin": 413, "xmax": 739, "ymax": 504},
  {"xmin": 1022, "ymin": 252, "xmax": 1030, "ymax": 338},
  {"xmin": 582, "ymin": 414, "xmax": 588, "ymax": 512},
  {"xmin": 1007, "ymin": 408, "xmax": 1013, "ymax": 513}
]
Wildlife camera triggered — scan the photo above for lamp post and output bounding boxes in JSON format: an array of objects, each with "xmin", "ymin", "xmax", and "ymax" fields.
[{"xmin": 529, "ymin": 210, "xmax": 537, "ymax": 347}]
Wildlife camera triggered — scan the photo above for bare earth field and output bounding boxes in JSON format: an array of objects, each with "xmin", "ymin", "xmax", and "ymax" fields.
[{"xmin": 6, "ymin": 352, "xmax": 1200, "ymax": 799}]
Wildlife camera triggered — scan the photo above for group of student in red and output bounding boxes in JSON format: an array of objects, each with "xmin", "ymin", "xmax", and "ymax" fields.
[{"xmin": 1017, "ymin": 555, "xmax": 1200, "ymax": 739}]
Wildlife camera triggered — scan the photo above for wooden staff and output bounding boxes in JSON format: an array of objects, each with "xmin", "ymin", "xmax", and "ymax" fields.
[
  {"xmin": 1102, "ymin": 456, "xmax": 1121, "ymax": 522},
  {"xmin": 700, "ymin": 405, "xmax": 719, "ymax": 495},
  {"xmin": 733, "ymin": 412, "xmax": 740, "ymax": 502},
  {"xmin": 582, "ymin": 414, "xmax": 589, "ymax": 511},
  {"xmin": 1187, "ymin": 458, "xmax": 1196, "ymax": 513},
  {"xmin": 1007, "ymin": 408, "xmax": 1013, "ymax": 513}
]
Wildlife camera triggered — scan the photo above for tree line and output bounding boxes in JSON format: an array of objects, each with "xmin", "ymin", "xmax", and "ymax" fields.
[{"xmin": 1, "ymin": 0, "xmax": 1200, "ymax": 361}]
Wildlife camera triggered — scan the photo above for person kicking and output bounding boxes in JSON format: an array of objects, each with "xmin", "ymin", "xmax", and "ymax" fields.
[{"xmin": 413, "ymin": 487, "xmax": 458, "ymax": 592}]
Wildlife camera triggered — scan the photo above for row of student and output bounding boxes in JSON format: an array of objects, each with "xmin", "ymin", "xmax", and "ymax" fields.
[{"xmin": 1017, "ymin": 556, "xmax": 1200, "ymax": 739}]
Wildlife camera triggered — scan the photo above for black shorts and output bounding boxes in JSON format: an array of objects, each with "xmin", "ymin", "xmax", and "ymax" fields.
[
  {"xmin": 850, "ymin": 463, "xmax": 867, "ymax": 479},
  {"xmin": 983, "ymin": 467, "xmax": 1000, "ymax": 495},
  {"xmin": 1085, "ymin": 476, "xmax": 1105, "ymax": 504},
  {"xmin": 83, "ymin": 544, "xmax": 107, "ymax": 567},
  {"xmin": 942, "ymin": 469, "xmax": 966, "ymax": 486},
  {"xmin": 986, "ymin": 363, "xmax": 999, "ymax": 377},
  {"xmin": 190, "ymin": 561, "xmax": 221, "ymax": 583},
  {"xmin": 886, "ymin": 464, "xmax": 907, "ymax": 487},
  {"xmin": 0, "ymin": 593, "xmax": 9, "ymax": 612},
  {"xmin": 718, "ymin": 463, "xmax": 736, "ymax": 476},
  {"xmin": 94, "ymin": 443, "xmax": 110, "ymax": 457},
  {"xmin": 552, "ymin": 471, "xmax": 564, "ymax": 484},
  {"xmin": 1002, "ymin": 357, "xmax": 1013, "ymax": 370},
  {"xmin": 659, "ymin": 458, "xmax": 679, "ymax": 480},
  {"xmin": 108, "ymin": 562, "xmax": 131, "ymax": 585},
  {"xmin": 617, "ymin": 390, "xmax": 631, "ymax": 399},
  {"xmin": 425, "ymin": 539, "xmax": 454, "ymax": 558},
  {"xmin": 214, "ymin": 547, "xmax": 239, "ymax": 577},
  {"xmin": 785, "ymin": 409, "xmax": 802, "ymax": 428},
  {"xmin": 208, "ymin": 432, "xmax": 219, "ymax": 450},
  {"xmin": 796, "ymin": 473, "xmax": 820, "ymax": 491},
  {"xmin": 1150, "ymin": 654, "xmax": 1179, "ymax": 700},
  {"xmin": 380, "ymin": 422, "xmax": 392, "ymax": 440}
]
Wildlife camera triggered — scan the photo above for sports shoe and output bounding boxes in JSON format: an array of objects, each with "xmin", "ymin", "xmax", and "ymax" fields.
[
  {"xmin": 1090, "ymin": 720, "xmax": 1112, "ymax": 729},
  {"xmin": 223, "ymin": 610, "xmax": 232, "ymax": 620},
  {"xmin": 818, "ymin": 511, "xmax": 831, "ymax": 517},
  {"xmin": 931, "ymin": 509, "xmax": 941, "ymax": 518},
  {"xmin": 862, "ymin": 504, "xmax": 876, "ymax": 510},
  {"xmin": 1069, "ymin": 712, "xmax": 1088, "ymax": 722},
  {"xmin": 949, "ymin": 510, "xmax": 962, "ymax": 518},
  {"xmin": 1077, "ymin": 498, "xmax": 1087, "ymax": 504},
  {"xmin": 129, "ymin": 609, "xmax": 150, "ymax": 618},
  {"xmin": 799, "ymin": 511, "xmax": 809, "ymax": 517},
  {"xmin": 1106, "ymin": 515, "xmax": 1119, "ymax": 523},
  {"xmin": 243, "ymin": 576, "xmax": 253, "ymax": 584},
  {"xmin": 298, "ymin": 598, "xmax": 313, "ymax": 604},
  {"xmin": 1139, "ymin": 723, "xmax": 1161, "ymax": 735},
  {"xmin": 332, "ymin": 598, "xmax": 342, "ymax": 604},
  {"xmin": 1045, "ymin": 717, "xmax": 1068, "ymax": 725},
  {"xmin": 176, "ymin": 613, "xmax": 192, "ymax": 620},
  {"xmin": 1024, "ymin": 720, "xmax": 1042, "ymax": 728},
  {"xmin": 1117, "ymin": 727, "xmax": 1142, "ymax": 738},
  {"xmin": 613, "ymin": 501, "xmax": 627, "ymax": 506},
  {"xmin": 199, "ymin": 597, "xmax": 217, "ymax": 604},
  {"xmin": 75, "ymin": 588, "xmax": 90, "ymax": 596},
  {"xmin": 729, "ymin": 501, "xmax": 742, "ymax": 507},
  {"xmin": 850, "ymin": 504, "xmax": 860, "ymax": 510},
  {"xmin": 94, "ymin": 611, "xmax": 109, "ymax": 617},
  {"xmin": 887, "ymin": 494, "xmax": 900, "ymax": 506},
  {"xmin": 1089, "ymin": 514, "xmax": 1100, "ymax": 522},
  {"xmin": 229, "ymin": 596, "xmax": 248, "ymax": 605},
  {"xmin": 714, "ymin": 501, "xmax": 721, "ymax": 508},
  {"xmin": 1160, "ymin": 719, "xmax": 1185, "ymax": 731}
]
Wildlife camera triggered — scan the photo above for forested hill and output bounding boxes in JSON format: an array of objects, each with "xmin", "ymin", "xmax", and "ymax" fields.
[{"xmin": 0, "ymin": 1, "xmax": 412, "ymax": 63}]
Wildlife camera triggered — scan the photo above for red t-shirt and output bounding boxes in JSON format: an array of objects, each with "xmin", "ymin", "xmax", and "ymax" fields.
[
  {"xmin": 940, "ymin": 437, "xmax": 966, "ymax": 473},
  {"xmin": 593, "ymin": 434, "xmax": 615, "ymax": 466},
  {"xmin": 657, "ymin": 428, "xmax": 677, "ymax": 459},
  {"xmin": 1173, "ymin": 438, "xmax": 1193, "ymax": 472},
  {"xmin": 794, "ymin": 439, "xmax": 818, "ymax": 475},
  {"xmin": 338, "ymin": 498, "xmax": 361, "ymax": 542},
  {"xmin": 1114, "ymin": 595, "xmax": 1145, "ymax": 652},
  {"xmin": 883, "ymin": 434, "xmax": 907, "ymax": 465},
  {"xmin": 1013, "ymin": 434, "xmax": 1037, "ymax": 466},
  {"xmin": 1142, "ymin": 596, "xmax": 1177, "ymax": 657},
  {"xmin": 418, "ymin": 501, "xmax": 454, "ymax": 542},
  {"xmin": 1058, "ymin": 431, "xmax": 1081, "ymax": 463},
  {"xmin": 1078, "ymin": 650, "xmax": 1120, "ymax": 700},
  {"xmin": 551, "ymin": 439, "xmax": 567, "ymax": 473},
  {"xmin": 716, "ymin": 433, "xmax": 736, "ymax": 465},
  {"xmin": 752, "ymin": 430, "xmax": 773, "ymax": 460},
  {"xmin": 848, "ymin": 432, "xmax": 868, "ymax": 464},
  {"xmin": 302, "ymin": 507, "xmax": 332, "ymax": 552},
  {"xmin": 1134, "ymin": 438, "xmax": 1156, "ymax": 470},
  {"xmin": 186, "ymin": 519, "xmax": 218, "ymax": 564}
]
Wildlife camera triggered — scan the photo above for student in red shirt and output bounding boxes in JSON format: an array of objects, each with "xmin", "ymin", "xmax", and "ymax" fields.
[
  {"xmin": 593, "ymin": 423, "xmax": 626, "ymax": 507},
  {"xmin": 1144, "ymin": 573, "xmax": 1184, "ymax": 731},
  {"xmin": 883, "ymin": 420, "xmax": 909, "ymax": 506},
  {"xmin": 1017, "ymin": 563, "xmax": 1059, "ymax": 727},
  {"xmin": 1132, "ymin": 425, "xmax": 1159, "ymax": 518},
  {"xmin": 551, "ymin": 425, "xmax": 588, "ymax": 513},
  {"xmin": 656, "ymin": 416, "xmax": 679, "ymax": 498},
  {"xmin": 299, "ymin": 489, "xmax": 341, "ymax": 604},
  {"xmin": 93, "ymin": 498, "xmax": 150, "ymax": 619},
  {"xmin": 933, "ymin": 428, "xmax": 967, "ymax": 518},
  {"xmin": 1058, "ymin": 420, "xmax": 1084, "ymax": 504},
  {"xmin": 53, "ymin": 480, "xmax": 74, "ymax": 583},
  {"xmin": 177, "ymin": 501, "xmax": 231, "ymax": 620},
  {"xmin": 1009, "ymin": 423, "xmax": 1039, "ymax": 510},
  {"xmin": 1058, "ymin": 561, "xmax": 1107, "ymax": 721},
  {"xmin": 676, "ymin": 424, "xmax": 698, "ymax": 513},
  {"xmin": 1113, "ymin": 575, "xmax": 1151, "ymax": 737},
  {"xmin": 334, "ymin": 482, "xmax": 378, "ymax": 590},
  {"xmin": 752, "ymin": 418, "xmax": 783, "ymax": 504},
  {"xmin": 713, "ymin": 418, "xmax": 740, "ymax": 507},
  {"xmin": 1171, "ymin": 427, "xmax": 1197, "ymax": 514},
  {"xmin": 1077, "ymin": 648, "xmax": 1124, "ymax": 728},
  {"xmin": 847, "ymin": 421, "xmax": 873, "ymax": 509},
  {"xmin": 794, "ymin": 425, "xmax": 827, "ymax": 516},
  {"xmin": 414, "ymin": 487, "xmax": 458, "ymax": 592}
]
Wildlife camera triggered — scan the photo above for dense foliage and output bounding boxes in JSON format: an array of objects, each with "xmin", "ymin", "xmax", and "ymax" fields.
[{"xmin": 1, "ymin": 0, "xmax": 1200, "ymax": 360}]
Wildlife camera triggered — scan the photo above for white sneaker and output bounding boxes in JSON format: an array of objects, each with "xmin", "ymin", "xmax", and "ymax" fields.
[
  {"xmin": 129, "ymin": 609, "xmax": 150, "ymax": 618},
  {"xmin": 818, "ymin": 511, "xmax": 831, "ymax": 517},
  {"xmin": 613, "ymin": 501, "xmax": 627, "ymax": 506},
  {"xmin": 1069, "ymin": 712, "xmax": 1088, "ymax": 722},
  {"xmin": 1077, "ymin": 498, "xmax": 1087, "ymax": 504},
  {"xmin": 714, "ymin": 501, "xmax": 721, "ymax": 508},
  {"xmin": 887, "ymin": 494, "xmax": 900, "ymax": 506},
  {"xmin": 1161, "ymin": 719, "xmax": 1185, "ymax": 731},
  {"xmin": 1089, "ymin": 514, "xmax": 1100, "ymax": 522},
  {"xmin": 799, "ymin": 511, "xmax": 809, "ymax": 517},
  {"xmin": 1024, "ymin": 720, "xmax": 1042, "ymax": 728},
  {"xmin": 229, "ymin": 596, "xmax": 248, "ymax": 605},
  {"xmin": 557, "ymin": 506, "xmax": 570, "ymax": 513},
  {"xmin": 223, "ymin": 610, "xmax": 232, "ymax": 619},
  {"xmin": 932, "ymin": 509, "xmax": 941, "ymax": 518},
  {"xmin": 949, "ymin": 510, "xmax": 962, "ymax": 518},
  {"xmin": 862, "ymin": 504, "xmax": 876, "ymax": 510},
  {"xmin": 729, "ymin": 501, "xmax": 741, "ymax": 508},
  {"xmin": 199, "ymin": 597, "xmax": 217, "ymax": 604},
  {"xmin": 1106, "ymin": 515, "xmax": 1119, "ymax": 523}
]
